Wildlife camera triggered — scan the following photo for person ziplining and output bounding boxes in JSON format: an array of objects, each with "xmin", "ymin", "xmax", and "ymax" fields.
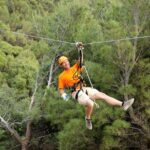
[{"xmin": 57, "ymin": 42, "xmax": 134, "ymax": 130}]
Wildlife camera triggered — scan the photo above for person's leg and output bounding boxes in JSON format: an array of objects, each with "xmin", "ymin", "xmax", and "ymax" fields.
[
  {"xmin": 93, "ymin": 91, "xmax": 122, "ymax": 106},
  {"xmin": 72, "ymin": 90, "xmax": 94, "ymax": 118},
  {"xmin": 85, "ymin": 100, "xmax": 93, "ymax": 130},
  {"xmin": 85, "ymin": 100, "xmax": 94, "ymax": 119},
  {"xmin": 83, "ymin": 87, "xmax": 122, "ymax": 106},
  {"xmin": 72, "ymin": 90, "xmax": 94, "ymax": 129},
  {"xmin": 93, "ymin": 91, "xmax": 134, "ymax": 110},
  {"xmin": 84, "ymin": 87, "xmax": 134, "ymax": 110}
]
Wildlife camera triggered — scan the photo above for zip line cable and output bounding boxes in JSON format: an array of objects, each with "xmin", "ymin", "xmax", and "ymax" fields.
[
  {"xmin": 0, "ymin": 29, "xmax": 75, "ymax": 45},
  {"xmin": 85, "ymin": 35, "xmax": 150, "ymax": 45},
  {"xmin": 0, "ymin": 29, "xmax": 150, "ymax": 46}
]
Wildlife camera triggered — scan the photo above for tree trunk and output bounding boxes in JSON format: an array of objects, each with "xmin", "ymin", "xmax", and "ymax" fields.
[
  {"xmin": 123, "ymin": 69, "xmax": 129, "ymax": 101},
  {"xmin": 21, "ymin": 140, "xmax": 29, "ymax": 150}
]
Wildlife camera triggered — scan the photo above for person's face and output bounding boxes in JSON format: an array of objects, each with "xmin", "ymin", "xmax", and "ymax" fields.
[{"xmin": 61, "ymin": 60, "xmax": 70, "ymax": 70}]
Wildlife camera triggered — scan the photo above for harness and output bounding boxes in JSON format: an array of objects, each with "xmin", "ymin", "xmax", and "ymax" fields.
[{"xmin": 69, "ymin": 81, "xmax": 81, "ymax": 93}]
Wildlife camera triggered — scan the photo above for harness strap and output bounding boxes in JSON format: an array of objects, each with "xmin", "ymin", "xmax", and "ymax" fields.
[
  {"xmin": 74, "ymin": 89, "xmax": 99, "ymax": 109},
  {"xmin": 86, "ymin": 90, "xmax": 88, "ymax": 95},
  {"xmin": 75, "ymin": 90, "xmax": 81, "ymax": 100},
  {"xmin": 69, "ymin": 81, "xmax": 81, "ymax": 93},
  {"xmin": 93, "ymin": 101, "xmax": 99, "ymax": 109}
]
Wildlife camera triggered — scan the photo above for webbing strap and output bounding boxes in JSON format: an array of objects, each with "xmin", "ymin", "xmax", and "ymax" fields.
[
  {"xmin": 77, "ymin": 43, "xmax": 84, "ymax": 90},
  {"xmin": 69, "ymin": 81, "xmax": 80, "ymax": 93},
  {"xmin": 75, "ymin": 90, "xmax": 81, "ymax": 100},
  {"xmin": 93, "ymin": 101, "xmax": 99, "ymax": 109}
]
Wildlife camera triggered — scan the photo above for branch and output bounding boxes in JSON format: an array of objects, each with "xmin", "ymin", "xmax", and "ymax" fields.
[
  {"xmin": 29, "ymin": 73, "xmax": 39, "ymax": 111},
  {"xmin": 23, "ymin": 72, "xmax": 39, "ymax": 146},
  {"xmin": 47, "ymin": 57, "xmax": 56, "ymax": 88},
  {"xmin": 25, "ymin": 120, "xmax": 32, "ymax": 142},
  {"xmin": 10, "ymin": 117, "xmax": 30, "ymax": 126},
  {"xmin": 43, "ymin": 56, "xmax": 56, "ymax": 97},
  {"xmin": 0, "ymin": 116, "xmax": 22, "ymax": 144}
]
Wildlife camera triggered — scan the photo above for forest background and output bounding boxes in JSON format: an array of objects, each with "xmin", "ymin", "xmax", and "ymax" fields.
[{"xmin": 0, "ymin": 0, "xmax": 150, "ymax": 150}]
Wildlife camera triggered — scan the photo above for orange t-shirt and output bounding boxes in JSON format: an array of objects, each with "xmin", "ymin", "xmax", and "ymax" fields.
[{"xmin": 58, "ymin": 63, "xmax": 83, "ymax": 90}]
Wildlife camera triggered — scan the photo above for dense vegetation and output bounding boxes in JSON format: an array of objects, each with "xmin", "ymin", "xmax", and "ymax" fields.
[{"xmin": 0, "ymin": 0, "xmax": 150, "ymax": 149}]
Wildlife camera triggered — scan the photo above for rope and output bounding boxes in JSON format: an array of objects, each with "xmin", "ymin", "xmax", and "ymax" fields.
[
  {"xmin": 83, "ymin": 65, "xmax": 93, "ymax": 88},
  {"xmin": 1, "ymin": 29, "xmax": 150, "ymax": 46},
  {"xmin": 0, "ymin": 29, "xmax": 75, "ymax": 45},
  {"xmin": 85, "ymin": 35, "xmax": 150, "ymax": 45},
  {"xmin": 83, "ymin": 66, "xmax": 99, "ymax": 109}
]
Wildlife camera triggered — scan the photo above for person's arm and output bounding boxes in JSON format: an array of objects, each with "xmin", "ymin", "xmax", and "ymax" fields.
[
  {"xmin": 58, "ymin": 77, "xmax": 69, "ymax": 101},
  {"xmin": 59, "ymin": 88, "xmax": 65, "ymax": 95},
  {"xmin": 58, "ymin": 88, "xmax": 69, "ymax": 101}
]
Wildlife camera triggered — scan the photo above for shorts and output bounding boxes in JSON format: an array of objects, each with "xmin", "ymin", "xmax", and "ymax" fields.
[{"xmin": 71, "ymin": 87, "xmax": 99, "ymax": 106}]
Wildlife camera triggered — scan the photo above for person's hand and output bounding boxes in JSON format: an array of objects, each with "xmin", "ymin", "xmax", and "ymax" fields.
[
  {"xmin": 76, "ymin": 42, "xmax": 84, "ymax": 50},
  {"xmin": 61, "ymin": 93, "xmax": 70, "ymax": 101}
]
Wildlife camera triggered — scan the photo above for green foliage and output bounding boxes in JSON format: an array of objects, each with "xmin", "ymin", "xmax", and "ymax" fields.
[
  {"xmin": 0, "ymin": 0, "xmax": 149, "ymax": 149},
  {"xmin": 0, "ymin": 84, "xmax": 29, "ymax": 119},
  {"xmin": 100, "ymin": 119, "xmax": 130, "ymax": 149},
  {"xmin": 29, "ymin": 40, "xmax": 51, "ymax": 58},
  {"xmin": 43, "ymin": 88, "xmax": 84, "ymax": 129},
  {"xmin": 0, "ymin": 129, "xmax": 7, "ymax": 140},
  {"xmin": 0, "ymin": 40, "xmax": 22, "ymax": 55},
  {"xmin": 0, "ymin": 1, "xmax": 10, "ymax": 23},
  {"xmin": 84, "ymin": 61, "xmax": 116, "ymax": 92},
  {"xmin": 118, "ymin": 84, "xmax": 137, "ymax": 96},
  {"xmin": 132, "ymin": 58, "xmax": 150, "ymax": 119},
  {"xmin": 58, "ymin": 119, "xmax": 86, "ymax": 150}
]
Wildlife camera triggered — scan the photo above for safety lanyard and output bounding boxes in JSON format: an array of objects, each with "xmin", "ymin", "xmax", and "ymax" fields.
[{"xmin": 76, "ymin": 43, "xmax": 84, "ymax": 90}]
